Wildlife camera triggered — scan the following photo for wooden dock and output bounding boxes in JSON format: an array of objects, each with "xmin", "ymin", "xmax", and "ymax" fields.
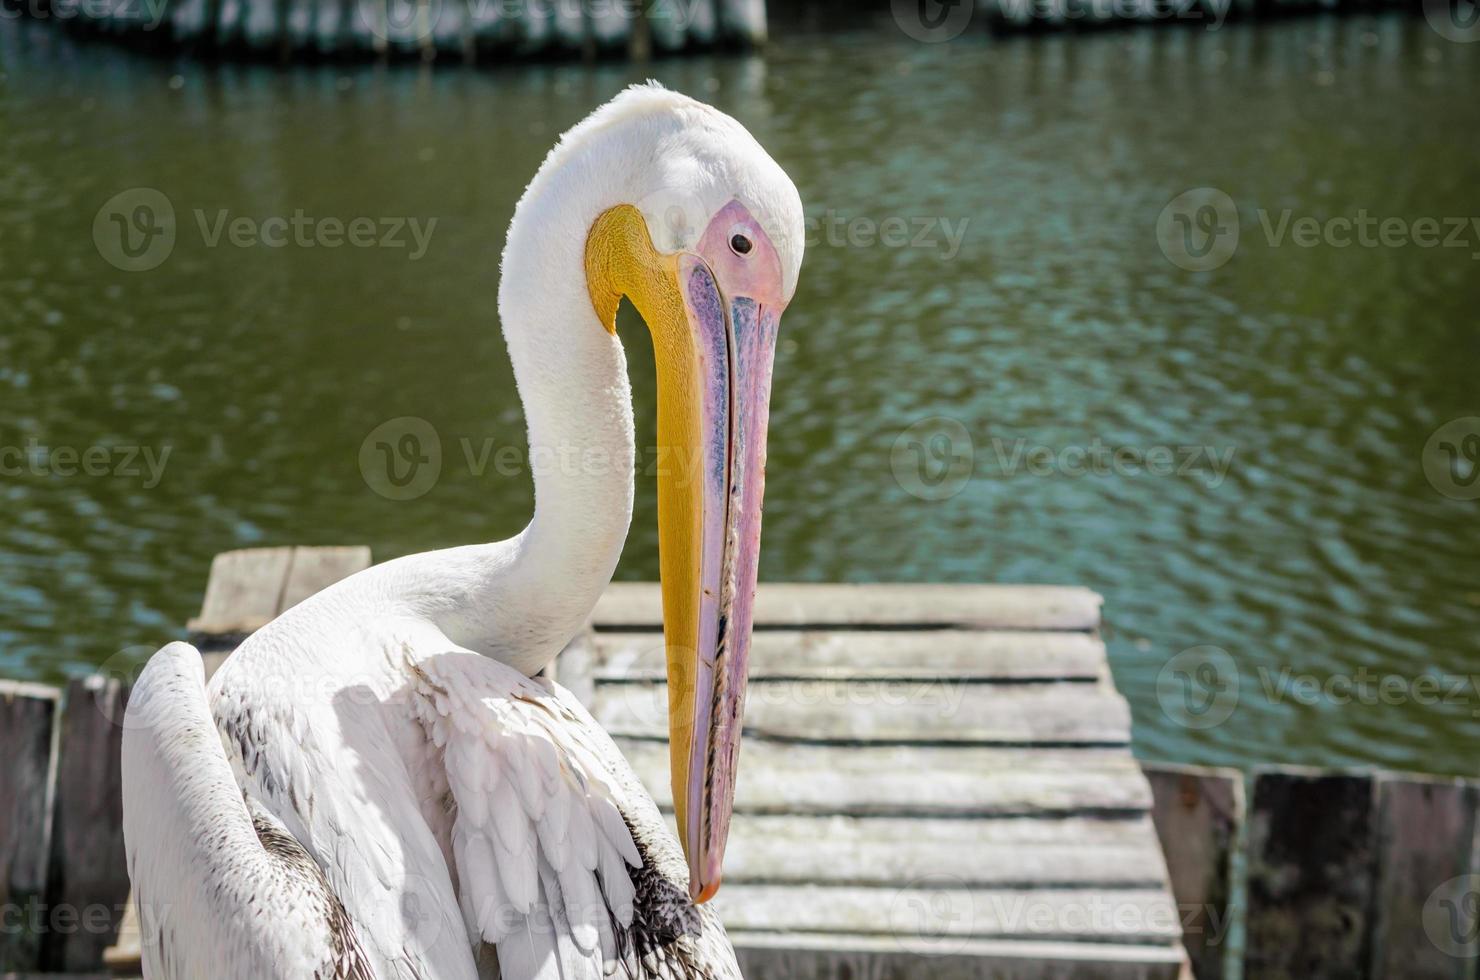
[
  {"xmin": 565, "ymin": 582, "xmax": 1187, "ymax": 978},
  {"xmin": 86, "ymin": 547, "xmax": 1186, "ymax": 978},
  {"xmin": 12, "ymin": 546, "xmax": 1472, "ymax": 978}
]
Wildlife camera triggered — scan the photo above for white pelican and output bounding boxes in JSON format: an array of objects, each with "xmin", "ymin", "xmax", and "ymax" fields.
[{"xmin": 120, "ymin": 82, "xmax": 804, "ymax": 979}]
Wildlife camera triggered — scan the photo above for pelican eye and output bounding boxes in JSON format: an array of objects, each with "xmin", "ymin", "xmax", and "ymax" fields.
[{"xmin": 729, "ymin": 233, "xmax": 753, "ymax": 256}]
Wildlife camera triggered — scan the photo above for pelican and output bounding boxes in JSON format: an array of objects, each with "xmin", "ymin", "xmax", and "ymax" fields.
[{"xmin": 120, "ymin": 82, "xmax": 803, "ymax": 979}]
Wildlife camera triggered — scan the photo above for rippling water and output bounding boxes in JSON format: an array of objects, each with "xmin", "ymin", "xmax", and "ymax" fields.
[{"xmin": 1, "ymin": 13, "xmax": 1477, "ymax": 775}]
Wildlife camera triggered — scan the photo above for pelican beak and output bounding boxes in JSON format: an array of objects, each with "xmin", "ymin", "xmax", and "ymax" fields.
[{"xmin": 585, "ymin": 202, "xmax": 785, "ymax": 903}]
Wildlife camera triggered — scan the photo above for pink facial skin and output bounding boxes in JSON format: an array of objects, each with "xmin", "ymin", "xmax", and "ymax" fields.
[{"xmin": 676, "ymin": 199, "xmax": 789, "ymax": 903}]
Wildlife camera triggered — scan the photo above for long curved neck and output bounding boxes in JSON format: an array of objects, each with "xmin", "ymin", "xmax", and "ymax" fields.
[{"xmin": 436, "ymin": 161, "xmax": 638, "ymax": 674}]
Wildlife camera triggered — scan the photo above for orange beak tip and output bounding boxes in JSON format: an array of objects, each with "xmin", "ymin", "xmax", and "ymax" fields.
[{"xmin": 692, "ymin": 876, "xmax": 722, "ymax": 905}]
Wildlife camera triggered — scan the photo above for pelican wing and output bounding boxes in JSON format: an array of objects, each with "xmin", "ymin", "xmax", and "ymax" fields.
[
  {"xmin": 209, "ymin": 632, "xmax": 479, "ymax": 980},
  {"xmin": 122, "ymin": 642, "xmax": 375, "ymax": 980},
  {"xmin": 410, "ymin": 651, "xmax": 644, "ymax": 980}
]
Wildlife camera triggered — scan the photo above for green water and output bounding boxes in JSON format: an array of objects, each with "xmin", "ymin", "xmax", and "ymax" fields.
[{"xmin": 1, "ymin": 14, "xmax": 1477, "ymax": 776}]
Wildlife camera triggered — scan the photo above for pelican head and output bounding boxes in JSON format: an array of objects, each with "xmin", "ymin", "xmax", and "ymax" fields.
[{"xmin": 569, "ymin": 84, "xmax": 804, "ymax": 903}]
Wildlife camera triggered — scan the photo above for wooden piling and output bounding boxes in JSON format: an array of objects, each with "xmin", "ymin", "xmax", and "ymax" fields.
[
  {"xmin": 39, "ymin": 677, "xmax": 131, "ymax": 973},
  {"xmin": 0, "ymin": 683, "xmax": 59, "ymax": 974},
  {"xmin": 1143, "ymin": 763, "xmax": 1242, "ymax": 980},
  {"xmin": 1243, "ymin": 767, "xmax": 1480, "ymax": 980},
  {"xmin": 1370, "ymin": 774, "xmax": 1480, "ymax": 978},
  {"xmin": 1245, "ymin": 768, "xmax": 1379, "ymax": 979}
]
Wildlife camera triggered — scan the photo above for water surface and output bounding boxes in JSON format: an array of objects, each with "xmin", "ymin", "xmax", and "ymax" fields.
[{"xmin": 1, "ymin": 14, "xmax": 1478, "ymax": 775}]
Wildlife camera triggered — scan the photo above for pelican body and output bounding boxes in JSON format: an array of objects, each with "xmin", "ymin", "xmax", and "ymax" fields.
[{"xmin": 121, "ymin": 84, "xmax": 804, "ymax": 979}]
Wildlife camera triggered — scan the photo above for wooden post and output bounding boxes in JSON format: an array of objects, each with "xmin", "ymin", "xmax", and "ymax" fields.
[
  {"xmin": 1244, "ymin": 767, "xmax": 1379, "ymax": 980},
  {"xmin": 40, "ymin": 676, "xmax": 132, "ymax": 973},
  {"xmin": 0, "ymin": 683, "xmax": 60, "ymax": 973},
  {"xmin": 1143, "ymin": 763, "xmax": 1243, "ymax": 980},
  {"xmin": 1369, "ymin": 774, "xmax": 1480, "ymax": 979}
]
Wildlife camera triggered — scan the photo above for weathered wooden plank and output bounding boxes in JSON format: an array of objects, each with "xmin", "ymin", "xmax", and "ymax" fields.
[
  {"xmin": 0, "ymin": 683, "xmax": 59, "ymax": 973},
  {"xmin": 1143, "ymin": 763, "xmax": 1242, "ymax": 980},
  {"xmin": 279, "ymin": 546, "xmax": 372, "ymax": 610},
  {"xmin": 595, "ymin": 680, "xmax": 1131, "ymax": 745},
  {"xmin": 1244, "ymin": 767, "xmax": 1378, "ymax": 980},
  {"xmin": 733, "ymin": 932, "xmax": 1184, "ymax": 980},
  {"xmin": 618, "ymin": 740, "xmax": 1153, "ymax": 816},
  {"xmin": 41, "ymin": 676, "xmax": 131, "ymax": 972},
  {"xmin": 722, "ymin": 814, "xmax": 1169, "ymax": 888},
  {"xmin": 593, "ymin": 583, "xmax": 1102, "ymax": 632},
  {"xmin": 713, "ymin": 884, "xmax": 1183, "ymax": 945},
  {"xmin": 1370, "ymin": 774, "xmax": 1480, "ymax": 978},
  {"xmin": 591, "ymin": 630, "xmax": 1107, "ymax": 682},
  {"xmin": 186, "ymin": 547, "xmax": 293, "ymax": 635}
]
